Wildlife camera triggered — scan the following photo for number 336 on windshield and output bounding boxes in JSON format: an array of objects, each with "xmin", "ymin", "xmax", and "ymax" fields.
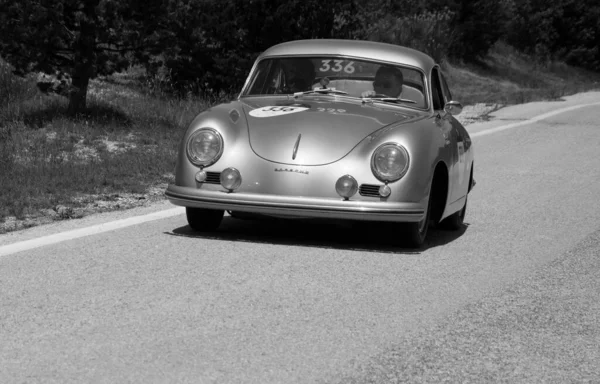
[{"xmin": 319, "ymin": 60, "xmax": 355, "ymax": 74}]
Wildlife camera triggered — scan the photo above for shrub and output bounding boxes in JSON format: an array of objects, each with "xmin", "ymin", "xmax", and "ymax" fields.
[
  {"xmin": 448, "ymin": 0, "xmax": 511, "ymax": 60},
  {"xmin": 0, "ymin": 58, "xmax": 37, "ymax": 109},
  {"xmin": 505, "ymin": 0, "xmax": 600, "ymax": 72},
  {"xmin": 365, "ymin": 9, "xmax": 456, "ymax": 63}
]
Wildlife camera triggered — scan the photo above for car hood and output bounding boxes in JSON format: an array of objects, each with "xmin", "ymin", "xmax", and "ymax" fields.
[{"xmin": 241, "ymin": 97, "xmax": 422, "ymax": 165}]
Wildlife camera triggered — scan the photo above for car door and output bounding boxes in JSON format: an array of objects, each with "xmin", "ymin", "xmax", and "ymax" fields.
[
  {"xmin": 439, "ymin": 71, "xmax": 471, "ymax": 200},
  {"xmin": 431, "ymin": 67, "xmax": 463, "ymax": 207}
]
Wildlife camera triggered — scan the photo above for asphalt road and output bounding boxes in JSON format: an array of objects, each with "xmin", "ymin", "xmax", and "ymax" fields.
[{"xmin": 2, "ymin": 92, "xmax": 600, "ymax": 383}]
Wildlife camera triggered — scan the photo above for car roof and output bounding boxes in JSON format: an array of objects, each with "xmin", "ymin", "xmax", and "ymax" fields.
[{"xmin": 259, "ymin": 39, "xmax": 436, "ymax": 72}]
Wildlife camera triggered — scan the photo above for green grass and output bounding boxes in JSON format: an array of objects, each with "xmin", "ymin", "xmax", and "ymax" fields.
[{"xmin": 1, "ymin": 43, "xmax": 600, "ymax": 229}]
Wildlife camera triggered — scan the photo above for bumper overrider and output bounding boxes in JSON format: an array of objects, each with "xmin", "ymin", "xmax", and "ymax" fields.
[{"xmin": 165, "ymin": 184, "xmax": 425, "ymax": 222}]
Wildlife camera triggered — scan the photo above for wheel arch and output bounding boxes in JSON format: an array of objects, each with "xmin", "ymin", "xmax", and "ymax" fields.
[
  {"xmin": 468, "ymin": 161, "xmax": 475, "ymax": 192},
  {"xmin": 430, "ymin": 161, "xmax": 449, "ymax": 224}
]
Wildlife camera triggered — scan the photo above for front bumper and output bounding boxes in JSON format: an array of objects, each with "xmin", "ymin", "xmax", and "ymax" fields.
[{"xmin": 165, "ymin": 184, "xmax": 425, "ymax": 222}]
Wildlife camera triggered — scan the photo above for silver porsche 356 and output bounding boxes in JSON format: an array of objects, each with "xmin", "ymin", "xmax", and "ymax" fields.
[{"xmin": 165, "ymin": 39, "xmax": 475, "ymax": 247}]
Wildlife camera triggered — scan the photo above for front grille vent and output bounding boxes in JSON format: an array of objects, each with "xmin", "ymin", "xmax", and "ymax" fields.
[
  {"xmin": 359, "ymin": 184, "xmax": 382, "ymax": 197},
  {"xmin": 205, "ymin": 172, "xmax": 221, "ymax": 184}
]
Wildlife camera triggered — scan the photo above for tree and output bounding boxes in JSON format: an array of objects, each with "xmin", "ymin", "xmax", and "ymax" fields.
[
  {"xmin": 156, "ymin": 0, "xmax": 345, "ymax": 95},
  {"xmin": 0, "ymin": 0, "xmax": 171, "ymax": 113},
  {"xmin": 505, "ymin": 0, "xmax": 600, "ymax": 71}
]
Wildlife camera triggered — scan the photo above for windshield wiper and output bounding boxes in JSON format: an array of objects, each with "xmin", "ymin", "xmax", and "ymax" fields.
[
  {"xmin": 293, "ymin": 88, "xmax": 348, "ymax": 97},
  {"xmin": 362, "ymin": 97, "xmax": 417, "ymax": 105}
]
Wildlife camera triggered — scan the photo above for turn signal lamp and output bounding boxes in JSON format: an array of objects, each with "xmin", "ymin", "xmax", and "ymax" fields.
[
  {"xmin": 195, "ymin": 170, "xmax": 208, "ymax": 183},
  {"xmin": 379, "ymin": 184, "xmax": 392, "ymax": 197}
]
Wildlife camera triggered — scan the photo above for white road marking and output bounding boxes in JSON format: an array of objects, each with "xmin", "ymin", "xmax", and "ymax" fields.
[
  {"xmin": 471, "ymin": 101, "xmax": 600, "ymax": 138},
  {"xmin": 2, "ymin": 99, "xmax": 600, "ymax": 257},
  {"xmin": 0, "ymin": 207, "xmax": 184, "ymax": 257}
]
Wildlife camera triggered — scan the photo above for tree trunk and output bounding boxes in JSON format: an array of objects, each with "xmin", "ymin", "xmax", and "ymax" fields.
[
  {"xmin": 68, "ymin": 67, "xmax": 91, "ymax": 114},
  {"xmin": 67, "ymin": 0, "xmax": 99, "ymax": 115}
]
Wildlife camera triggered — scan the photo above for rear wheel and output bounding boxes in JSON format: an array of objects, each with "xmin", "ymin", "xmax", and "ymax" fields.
[{"xmin": 186, "ymin": 207, "xmax": 224, "ymax": 231}]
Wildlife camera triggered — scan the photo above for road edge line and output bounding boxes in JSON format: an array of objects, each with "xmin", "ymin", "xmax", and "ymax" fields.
[
  {"xmin": 471, "ymin": 101, "xmax": 600, "ymax": 138},
  {"xmin": 0, "ymin": 207, "xmax": 184, "ymax": 257}
]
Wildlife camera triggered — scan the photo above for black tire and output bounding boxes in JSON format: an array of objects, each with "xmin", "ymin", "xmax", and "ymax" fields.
[
  {"xmin": 227, "ymin": 210, "xmax": 257, "ymax": 220},
  {"xmin": 440, "ymin": 196, "xmax": 467, "ymax": 230},
  {"xmin": 401, "ymin": 192, "xmax": 432, "ymax": 248},
  {"xmin": 186, "ymin": 207, "xmax": 224, "ymax": 231}
]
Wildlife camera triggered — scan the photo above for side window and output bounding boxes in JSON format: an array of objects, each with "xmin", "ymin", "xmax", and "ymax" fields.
[
  {"xmin": 440, "ymin": 73, "xmax": 453, "ymax": 103},
  {"xmin": 430, "ymin": 68, "xmax": 445, "ymax": 110}
]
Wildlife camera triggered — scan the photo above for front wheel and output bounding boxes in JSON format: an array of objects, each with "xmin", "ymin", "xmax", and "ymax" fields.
[
  {"xmin": 440, "ymin": 196, "xmax": 467, "ymax": 230},
  {"xmin": 401, "ymin": 194, "xmax": 432, "ymax": 248},
  {"xmin": 186, "ymin": 207, "xmax": 224, "ymax": 231}
]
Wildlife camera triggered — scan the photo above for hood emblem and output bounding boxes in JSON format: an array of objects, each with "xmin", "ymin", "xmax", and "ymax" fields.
[
  {"xmin": 274, "ymin": 168, "xmax": 309, "ymax": 175},
  {"xmin": 292, "ymin": 133, "xmax": 302, "ymax": 160}
]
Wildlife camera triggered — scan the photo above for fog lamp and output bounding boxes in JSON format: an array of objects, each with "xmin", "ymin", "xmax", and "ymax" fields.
[
  {"xmin": 335, "ymin": 175, "xmax": 358, "ymax": 200},
  {"xmin": 195, "ymin": 170, "xmax": 207, "ymax": 183},
  {"xmin": 220, "ymin": 167, "xmax": 242, "ymax": 191}
]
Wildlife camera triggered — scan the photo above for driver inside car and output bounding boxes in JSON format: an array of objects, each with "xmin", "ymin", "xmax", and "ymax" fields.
[
  {"xmin": 282, "ymin": 59, "xmax": 315, "ymax": 93},
  {"xmin": 362, "ymin": 66, "xmax": 404, "ymax": 98}
]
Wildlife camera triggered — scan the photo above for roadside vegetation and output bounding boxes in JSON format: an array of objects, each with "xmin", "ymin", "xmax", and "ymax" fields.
[
  {"xmin": 1, "ymin": 0, "xmax": 599, "ymax": 232},
  {"xmin": 447, "ymin": 43, "xmax": 600, "ymax": 106},
  {"xmin": 0, "ymin": 62, "xmax": 217, "ymax": 231}
]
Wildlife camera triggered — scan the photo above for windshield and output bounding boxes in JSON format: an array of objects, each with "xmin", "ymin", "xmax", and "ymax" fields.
[{"xmin": 242, "ymin": 56, "xmax": 428, "ymax": 109}]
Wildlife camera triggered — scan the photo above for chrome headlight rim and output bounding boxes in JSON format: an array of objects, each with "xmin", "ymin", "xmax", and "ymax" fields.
[
  {"xmin": 370, "ymin": 142, "xmax": 410, "ymax": 182},
  {"xmin": 186, "ymin": 128, "xmax": 224, "ymax": 167}
]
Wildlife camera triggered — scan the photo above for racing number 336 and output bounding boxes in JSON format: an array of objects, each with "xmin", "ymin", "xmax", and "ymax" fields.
[{"xmin": 319, "ymin": 60, "xmax": 355, "ymax": 74}]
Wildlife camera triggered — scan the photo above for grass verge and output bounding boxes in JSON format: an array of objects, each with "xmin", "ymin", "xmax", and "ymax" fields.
[{"xmin": 0, "ymin": 62, "xmax": 220, "ymax": 232}]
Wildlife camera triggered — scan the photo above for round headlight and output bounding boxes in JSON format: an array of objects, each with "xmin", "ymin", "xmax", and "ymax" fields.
[
  {"xmin": 371, "ymin": 143, "xmax": 409, "ymax": 182},
  {"xmin": 335, "ymin": 175, "xmax": 358, "ymax": 200},
  {"xmin": 220, "ymin": 167, "xmax": 242, "ymax": 191},
  {"xmin": 186, "ymin": 128, "xmax": 223, "ymax": 166}
]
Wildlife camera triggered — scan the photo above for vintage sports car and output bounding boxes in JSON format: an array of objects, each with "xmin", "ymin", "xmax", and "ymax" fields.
[{"xmin": 165, "ymin": 39, "xmax": 475, "ymax": 247}]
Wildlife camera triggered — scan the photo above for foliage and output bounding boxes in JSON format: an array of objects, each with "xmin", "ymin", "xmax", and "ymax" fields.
[
  {"xmin": 446, "ymin": 0, "xmax": 511, "ymax": 60},
  {"xmin": 0, "ymin": 0, "xmax": 171, "ymax": 113},
  {"xmin": 505, "ymin": 0, "xmax": 600, "ymax": 71},
  {"xmin": 0, "ymin": 59, "xmax": 38, "ymax": 111},
  {"xmin": 332, "ymin": 0, "xmax": 508, "ymax": 63},
  {"xmin": 153, "ymin": 0, "xmax": 343, "ymax": 95},
  {"xmin": 361, "ymin": 9, "xmax": 456, "ymax": 63},
  {"xmin": 0, "ymin": 0, "xmax": 598, "ymax": 103}
]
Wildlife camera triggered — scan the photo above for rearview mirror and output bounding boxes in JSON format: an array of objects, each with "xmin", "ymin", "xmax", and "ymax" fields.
[{"xmin": 444, "ymin": 100, "xmax": 462, "ymax": 116}]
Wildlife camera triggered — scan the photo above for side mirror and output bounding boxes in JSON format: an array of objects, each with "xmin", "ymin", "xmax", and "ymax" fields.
[{"xmin": 444, "ymin": 100, "xmax": 463, "ymax": 116}]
